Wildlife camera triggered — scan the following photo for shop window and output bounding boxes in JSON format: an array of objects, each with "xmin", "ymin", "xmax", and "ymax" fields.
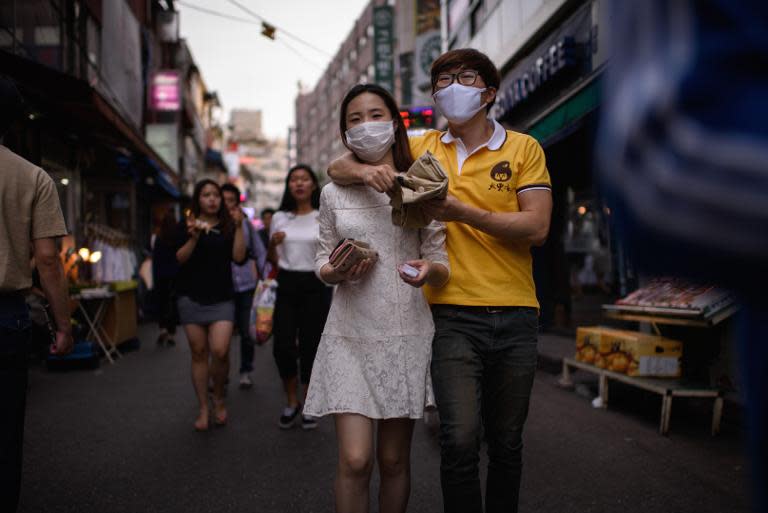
[
  {"xmin": 470, "ymin": 1, "xmax": 485, "ymax": 37},
  {"xmin": 5, "ymin": 0, "xmax": 64, "ymax": 70}
]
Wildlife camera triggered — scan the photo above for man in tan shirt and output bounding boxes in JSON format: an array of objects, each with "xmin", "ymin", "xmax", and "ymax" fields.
[{"xmin": 1, "ymin": 76, "xmax": 72, "ymax": 512}]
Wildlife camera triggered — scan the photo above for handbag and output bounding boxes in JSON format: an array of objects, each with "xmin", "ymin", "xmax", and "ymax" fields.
[
  {"xmin": 249, "ymin": 278, "xmax": 278, "ymax": 345},
  {"xmin": 329, "ymin": 239, "xmax": 379, "ymax": 273}
]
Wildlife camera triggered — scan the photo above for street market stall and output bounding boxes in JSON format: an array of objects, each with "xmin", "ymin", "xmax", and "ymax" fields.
[{"xmin": 560, "ymin": 278, "xmax": 738, "ymax": 435}]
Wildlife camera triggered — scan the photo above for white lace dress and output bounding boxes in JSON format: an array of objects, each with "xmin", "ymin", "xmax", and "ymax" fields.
[{"xmin": 303, "ymin": 183, "xmax": 449, "ymax": 419}]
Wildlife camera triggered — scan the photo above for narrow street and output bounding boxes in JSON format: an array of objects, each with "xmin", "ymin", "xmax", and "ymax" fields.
[{"xmin": 19, "ymin": 325, "xmax": 749, "ymax": 513}]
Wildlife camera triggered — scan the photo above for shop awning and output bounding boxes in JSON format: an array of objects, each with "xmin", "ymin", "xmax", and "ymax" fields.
[
  {"xmin": 146, "ymin": 157, "xmax": 181, "ymax": 198},
  {"xmin": 0, "ymin": 50, "xmax": 180, "ymax": 185},
  {"xmin": 527, "ymin": 78, "xmax": 601, "ymax": 147}
]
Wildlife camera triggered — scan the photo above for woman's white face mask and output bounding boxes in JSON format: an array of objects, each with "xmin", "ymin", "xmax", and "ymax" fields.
[
  {"xmin": 344, "ymin": 121, "xmax": 396, "ymax": 163},
  {"xmin": 433, "ymin": 83, "xmax": 488, "ymax": 124}
]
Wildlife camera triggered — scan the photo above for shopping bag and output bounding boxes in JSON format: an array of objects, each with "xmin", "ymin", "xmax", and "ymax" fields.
[{"xmin": 249, "ymin": 278, "xmax": 278, "ymax": 345}]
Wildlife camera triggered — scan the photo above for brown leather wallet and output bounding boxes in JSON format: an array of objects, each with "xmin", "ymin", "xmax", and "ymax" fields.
[{"xmin": 329, "ymin": 239, "xmax": 379, "ymax": 273}]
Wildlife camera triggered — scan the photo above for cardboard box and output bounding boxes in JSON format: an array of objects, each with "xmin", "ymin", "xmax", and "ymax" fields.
[{"xmin": 575, "ymin": 326, "xmax": 682, "ymax": 377}]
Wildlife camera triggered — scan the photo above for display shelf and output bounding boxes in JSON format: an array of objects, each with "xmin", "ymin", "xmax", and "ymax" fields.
[{"xmin": 559, "ymin": 357, "xmax": 723, "ymax": 436}]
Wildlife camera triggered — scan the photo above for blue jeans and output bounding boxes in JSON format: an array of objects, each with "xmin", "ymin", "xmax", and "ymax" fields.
[
  {"xmin": 431, "ymin": 305, "xmax": 538, "ymax": 513},
  {"xmin": 234, "ymin": 288, "xmax": 256, "ymax": 374},
  {"xmin": 0, "ymin": 293, "xmax": 31, "ymax": 513}
]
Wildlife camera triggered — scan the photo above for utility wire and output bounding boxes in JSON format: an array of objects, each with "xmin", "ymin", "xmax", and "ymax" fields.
[
  {"xmin": 277, "ymin": 37, "xmax": 325, "ymax": 71},
  {"xmin": 225, "ymin": 0, "xmax": 333, "ymax": 58},
  {"xmin": 175, "ymin": 1, "xmax": 256, "ymax": 25},
  {"xmin": 176, "ymin": 0, "xmax": 329, "ymax": 69}
]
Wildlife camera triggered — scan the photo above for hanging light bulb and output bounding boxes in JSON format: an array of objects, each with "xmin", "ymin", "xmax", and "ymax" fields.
[
  {"xmin": 89, "ymin": 251, "xmax": 102, "ymax": 263},
  {"xmin": 78, "ymin": 247, "xmax": 91, "ymax": 261}
]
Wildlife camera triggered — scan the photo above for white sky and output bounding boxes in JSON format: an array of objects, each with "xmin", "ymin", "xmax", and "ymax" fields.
[{"xmin": 178, "ymin": 0, "xmax": 371, "ymax": 139}]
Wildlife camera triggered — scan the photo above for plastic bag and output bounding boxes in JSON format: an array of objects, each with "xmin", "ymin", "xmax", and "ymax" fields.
[{"xmin": 249, "ymin": 278, "xmax": 278, "ymax": 345}]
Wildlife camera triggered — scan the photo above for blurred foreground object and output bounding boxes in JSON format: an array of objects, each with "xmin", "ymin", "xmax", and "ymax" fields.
[{"xmin": 597, "ymin": 2, "xmax": 768, "ymax": 511}]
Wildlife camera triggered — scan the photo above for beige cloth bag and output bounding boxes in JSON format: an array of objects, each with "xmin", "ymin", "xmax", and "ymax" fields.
[{"xmin": 388, "ymin": 151, "xmax": 449, "ymax": 229}]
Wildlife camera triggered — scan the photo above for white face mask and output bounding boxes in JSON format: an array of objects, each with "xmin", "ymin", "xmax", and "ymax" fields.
[
  {"xmin": 344, "ymin": 121, "xmax": 396, "ymax": 163},
  {"xmin": 433, "ymin": 83, "xmax": 488, "ymax": 124}
]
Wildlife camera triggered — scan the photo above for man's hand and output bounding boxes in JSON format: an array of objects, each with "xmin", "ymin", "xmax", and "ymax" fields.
[
  {"xmin": 51, "ymin": 329, "xmax": 74, "ymax": 355},
  {"xmin": 362, "ymin": 164, "xmax": 397, "ymax": 193},
  {"xmin": 422, "ymin": 195, "xmax": 466, "ymax": 222}
]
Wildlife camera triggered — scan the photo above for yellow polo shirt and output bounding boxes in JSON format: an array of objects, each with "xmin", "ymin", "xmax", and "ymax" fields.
[{"xmin": 409, "ymin": 122, "xmax": 551, "ymax": 307}]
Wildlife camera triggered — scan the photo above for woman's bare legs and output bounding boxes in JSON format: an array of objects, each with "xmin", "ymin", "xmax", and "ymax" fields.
[
  {"xmin": 208, "ymin": 320, "xmax": 234, "ymax": 424},
  {"xmin": 377, "ymin": 418, "xmax": 415, "ymax": 513},
  {"xmin": 334, "ymin": 414, "xmax": 375, "ymax": 513},
  {"xmin": 184, "ymin": 323, "xmax": 210, "ymax": 430}
]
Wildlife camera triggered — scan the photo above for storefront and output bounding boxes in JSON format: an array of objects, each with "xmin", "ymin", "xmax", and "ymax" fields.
[{"xmin": 489, "ymin": 0, "xmax": 630, "ymax": 331}]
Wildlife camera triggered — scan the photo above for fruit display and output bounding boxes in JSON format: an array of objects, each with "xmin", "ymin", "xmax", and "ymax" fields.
[{"xmin": 575, "ymin": 326, "xmax": 682, "ymax": 378}]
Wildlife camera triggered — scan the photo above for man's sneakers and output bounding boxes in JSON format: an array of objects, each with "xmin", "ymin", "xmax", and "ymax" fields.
[
  {"xmin": 278, "ymin": 404, "xmax": 301, "ymax": 429},
  {"xmin": 238, "ymin": 373, "xmax": 253, "ymax": 389}
]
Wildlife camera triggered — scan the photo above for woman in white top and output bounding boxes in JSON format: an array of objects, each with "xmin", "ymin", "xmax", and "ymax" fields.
[
  {"xmin": 304, "ymin": 84, "xmax": 450, "ymax": 513},
  {"xmin": 268, "ymin": 164, "xmax": 332, "ymax": 430}
]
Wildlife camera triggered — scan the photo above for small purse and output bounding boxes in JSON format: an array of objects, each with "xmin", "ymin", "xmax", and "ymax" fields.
[{"xmin": 329, "ymin": 239, "xmax": 379, "ymax": 273}]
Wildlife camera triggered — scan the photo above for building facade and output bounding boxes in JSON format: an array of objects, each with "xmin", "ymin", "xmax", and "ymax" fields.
[
  {"xmin": 295, "ymin": 0, "xmax": 388, "ymax": 180},
  {"xmin": 227, "ymin": 109, "xmax": 287, "ymax": 212},
  {"xmin": 0, "ymin": 0, "xmax": 223, "ymax": 274}
]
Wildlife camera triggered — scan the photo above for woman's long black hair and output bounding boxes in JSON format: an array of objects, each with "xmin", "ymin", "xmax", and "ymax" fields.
[
  {"xmin": 339, "ymin": 83, "xmax": 413, "ymax": 173},
  {"xmin": 190, "ymin": 179, "xmax": 234, "ymax": 236},
  {"xmin": 277, "ymin": 164, "xmax": 321, "ymax": 212}
]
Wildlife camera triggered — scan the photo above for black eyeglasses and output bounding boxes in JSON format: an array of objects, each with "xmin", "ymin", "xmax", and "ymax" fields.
[{"xmin": 435, "ymin": 70, "xmax": 480, "ymax": 89}]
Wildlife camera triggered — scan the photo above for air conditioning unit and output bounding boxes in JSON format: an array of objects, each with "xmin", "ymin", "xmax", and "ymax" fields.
[{"xmin": 156, "ymin": 10, "xmax": 179, "ymax": 43}]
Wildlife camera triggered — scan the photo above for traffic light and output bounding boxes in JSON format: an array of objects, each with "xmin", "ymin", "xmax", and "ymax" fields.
[
  {"xmin": 399, "ymin": 107, "xmax": 434, "ymax": 129},
  {"xmin": 261, "ymin": 22, "xmax": 276, "ymax": 40}
]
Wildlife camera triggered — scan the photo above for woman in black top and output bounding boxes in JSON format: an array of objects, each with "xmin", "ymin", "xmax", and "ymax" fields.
[{"xmin": 176, "ymin": 179, "xmax": 246, "ymax": 431}]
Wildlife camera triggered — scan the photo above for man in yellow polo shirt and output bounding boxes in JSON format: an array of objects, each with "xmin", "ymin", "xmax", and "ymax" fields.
[{"xmin": 328, "ymin": 48, "xmax": 552, "ymax": 513}]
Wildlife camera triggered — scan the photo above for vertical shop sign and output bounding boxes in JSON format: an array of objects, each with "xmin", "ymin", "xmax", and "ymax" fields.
[
  {"xmin": 414, "ymin": 0, "xmax": 441, "ymax": 105},
  {"xmin": 151, "ymin": 71, "xmax": 181, "ymax": 111},
  {"xmin": 373, "ymin": 6, "xmax": 394, "ymax": 93}
]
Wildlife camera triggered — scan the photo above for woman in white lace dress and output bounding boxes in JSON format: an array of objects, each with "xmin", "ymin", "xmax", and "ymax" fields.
[{"xmin": 304, "ymin": 84, "xmax": 449, "ymax": 513}]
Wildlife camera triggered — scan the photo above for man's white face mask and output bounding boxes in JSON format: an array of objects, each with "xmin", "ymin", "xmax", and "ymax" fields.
[
  {"xmin": 433, "ymin": 83, "xmax": 488, "ymax": 124},
  {"xmin": 344, "ymin": 121, "xmax": 396, "ymax": 163}
]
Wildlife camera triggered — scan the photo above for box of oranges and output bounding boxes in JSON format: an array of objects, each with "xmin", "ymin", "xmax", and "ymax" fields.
[{"xmin": 575, "ymin": 326, "xmax": 682, "ymax": 378}]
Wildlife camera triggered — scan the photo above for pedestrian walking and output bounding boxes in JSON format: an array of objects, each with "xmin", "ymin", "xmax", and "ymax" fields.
[
  {"xmin": 258, "ymin": 207, "xmax": 275, "ymax": 256},
  {"xmin": 220, "ymin": 183, "xmax": 267, "ymax": 389},
  {"xmin": 328, "ymin": 49, "xmax": 553, "ymax": 513},
  {"xmin": 304, "ymin": 83, "xmax": 450, "ymax": 513},
  {"xmin": 175, "ymin": 179, "xmax": 246, "ymax": 431},
  {"xmin": 152, "ymin": 205, "xmax": 179, "ymax": 347},
  {"xmin": 1, "ymin": 75, "xmax": 73, "ymax": 512},
  {"xmin": 268, "ymin": 165, "xmax": 331, "ymax": 430}
]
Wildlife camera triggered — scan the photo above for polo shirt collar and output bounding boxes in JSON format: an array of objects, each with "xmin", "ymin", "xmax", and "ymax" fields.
[{"xmin": 440, "ymin": 119, "xmax": 506, "ymax": 151}]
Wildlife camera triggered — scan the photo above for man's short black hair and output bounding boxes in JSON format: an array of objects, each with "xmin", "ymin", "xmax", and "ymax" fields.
[
  {"xmin": 261, "ymin": 208, "xmax": 275, "ymax": 218},
  {"xmin": 0, "ymin": 75, "xmax": 24, "ymax": 138},
  {"xmin": 220, "ymin": 183, "xmax": 241, "ymax": 204}
]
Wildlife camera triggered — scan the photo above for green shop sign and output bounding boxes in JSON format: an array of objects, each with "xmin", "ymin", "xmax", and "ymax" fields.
[{"xmin": 373, "ymin": 6, "xmax": 394, "ymax": 93}]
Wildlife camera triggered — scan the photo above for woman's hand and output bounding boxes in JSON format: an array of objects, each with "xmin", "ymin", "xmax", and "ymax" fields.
[
  {"xmin": 230, "ymin": 206, "xmax": 245, "ymax": 226},
  {"xmin": 398, "ymin": 259, "xmax": 432, "ymax": 288},
  {"xmin": 320, "ymin": 258, "xmax": 376, "ymax": 284},
  {"xmin": 270, "ymin": 231, "xmax": 286, "ymax": 247},
  {"xmin": 186, "ymin": 216, "xmax": 203, "ymax": 239}
]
